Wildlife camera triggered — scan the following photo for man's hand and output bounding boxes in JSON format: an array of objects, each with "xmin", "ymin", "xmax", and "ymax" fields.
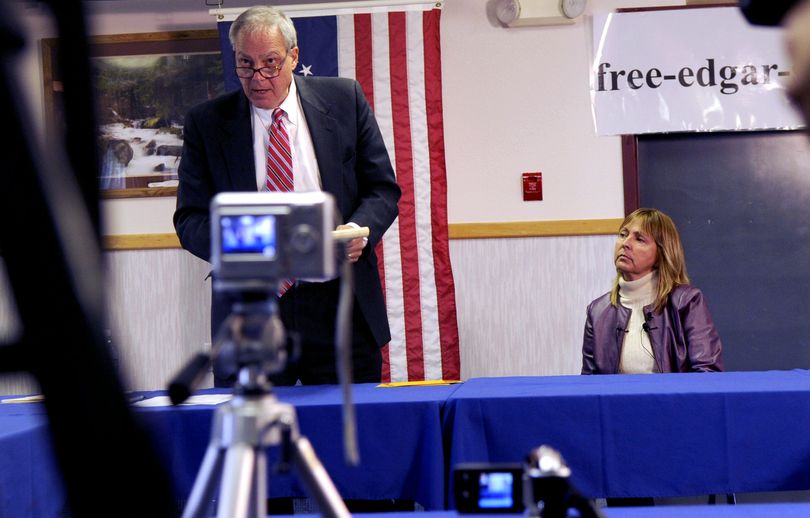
[{"xmin": 337, "ymin": 224, "xmax": 368, "ymax": 263}]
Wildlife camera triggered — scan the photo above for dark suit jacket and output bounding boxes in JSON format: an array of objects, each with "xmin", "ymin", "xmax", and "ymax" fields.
[{"xmin": 174, "ymin": 75, "xmax": 401, "ymax": 347}]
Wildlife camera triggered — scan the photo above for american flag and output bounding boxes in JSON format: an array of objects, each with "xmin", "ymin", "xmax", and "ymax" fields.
[{"xmin": 217, "ymin": 5, "xmax": 460, "ymax": 382}]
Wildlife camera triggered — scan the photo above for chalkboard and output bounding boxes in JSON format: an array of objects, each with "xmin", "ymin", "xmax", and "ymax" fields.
[{"xmin": 634, "ymin": 130, "xmax": 810, "ymax": 371}]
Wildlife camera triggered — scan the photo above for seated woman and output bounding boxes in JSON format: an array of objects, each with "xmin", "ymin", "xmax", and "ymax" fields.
[{"xmin": 582, "ymin": 208, "xmax": 723, "ymax": 375}]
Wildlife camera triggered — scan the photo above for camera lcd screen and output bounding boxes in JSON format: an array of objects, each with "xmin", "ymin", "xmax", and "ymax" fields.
[
  {"xmin": 220, "ymin": 214, "xmax": 277, "ymax": 257},
  {"xmin": 454, "ymin": 464, "xmax": 523, "ymax": 514},
  {"xmin": 478, "ymin": 472, "xmax": 514, "ymax": 509}
]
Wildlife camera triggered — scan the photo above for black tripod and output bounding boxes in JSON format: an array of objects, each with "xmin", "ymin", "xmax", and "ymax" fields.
[{"xmin": 173, "ymin": 299, "xmax": 351, "ymax": 518}]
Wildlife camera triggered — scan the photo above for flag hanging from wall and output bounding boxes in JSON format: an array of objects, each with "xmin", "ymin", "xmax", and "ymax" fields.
[{"xmin": 216, "ymin": 5, "xmax": 460, "ymax": 382}]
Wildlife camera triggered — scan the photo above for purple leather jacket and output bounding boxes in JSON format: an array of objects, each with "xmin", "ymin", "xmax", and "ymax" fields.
[{"xmin": 582, "ymin": 284, "xmax": 723, "ymax": 374}]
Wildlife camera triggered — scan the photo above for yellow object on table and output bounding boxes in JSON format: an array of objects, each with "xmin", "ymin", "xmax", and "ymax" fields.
[{"xmin": 377, "ymin": 380, "xmax": 462, "ymax": 388}]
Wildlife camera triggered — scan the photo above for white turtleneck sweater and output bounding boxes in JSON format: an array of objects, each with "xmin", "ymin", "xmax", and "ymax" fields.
[{"xmin": 618, "ymin": 271, "xmax": 658, "ymax": 374}]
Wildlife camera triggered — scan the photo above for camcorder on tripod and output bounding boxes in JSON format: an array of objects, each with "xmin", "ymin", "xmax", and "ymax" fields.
[
  {"xmin": 170, "ymin": 191, "xmax": 361, "ymax": 518},
  {"xmin": 454, "ymin": 446, "xmax": 603, "ymax": 518}
]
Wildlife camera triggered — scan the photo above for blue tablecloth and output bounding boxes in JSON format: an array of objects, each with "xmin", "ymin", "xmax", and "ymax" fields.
[
  {"xmin": 282, "ymin": 505, "xmax": 810, "ymax": 518},
  {"xmin": 601, "ymin": 503, "xmax": 810, "ymax": 517},
  {"xmin": 0, "ymin": 403, "xmax": 64, "ymax": 518},
  {"xmin": 137, "ymin": 383, "xmax": 456, "ymax": 510},
  {"xmin": 6, "ymin": 370, "xmax": 810, "ymax": 517},
  {"xmin": 443, "ymin": 371, "xmax": 810, "ymax": 502}
]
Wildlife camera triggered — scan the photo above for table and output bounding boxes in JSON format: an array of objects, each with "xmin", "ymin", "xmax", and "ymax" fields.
[
  {"xmin": 0, "ymin": 403, "xmax": 65, "ymax": 518},
  {"xmin": 443, "ymin": 371, "xmax": 810, "ymax": 503},
  {"xmin": 0, "ymin": 382, "xmax": 454, "ymax": 517},
  {"xmin": 5, "ymin": 370, "xmax": 810, "ymax": 517},
  {"xmin": 279, "ymin": 504, "xmax": 810, "ymax": 517},
  {"xmin": 137, "ymin": 383, "xmax": 456, "ymax": 510}
]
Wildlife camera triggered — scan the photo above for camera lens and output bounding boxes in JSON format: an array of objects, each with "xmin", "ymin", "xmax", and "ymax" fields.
[{"xmin": 290, "ymin": 224, "xmax": 318, "ymax": 253}]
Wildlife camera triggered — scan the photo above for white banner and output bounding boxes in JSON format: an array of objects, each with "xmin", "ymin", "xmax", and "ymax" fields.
[{"xmin": 591, "ymin": 6, "xmax": 805, "ymax": 135}]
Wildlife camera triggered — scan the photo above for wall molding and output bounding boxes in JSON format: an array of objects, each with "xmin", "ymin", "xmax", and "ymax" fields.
[
  {"xmin": 103, "ymin": 219, "xmax": 622, "ymax": 250},
  {"xmin": 448, "ymin": 219, "xmax": 622, "ymax": 239},
  {"xmin": 103, "ymin": 233, "xmax": 181, "ymax": 250}
]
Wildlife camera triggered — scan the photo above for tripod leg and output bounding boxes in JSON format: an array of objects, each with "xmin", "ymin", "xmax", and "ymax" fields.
[
  {"xmin": 181, "ymin": 442, "xmax": 225, "ymax": 518},
  {"xmin": 291, "ymin": 436, "xmax": 351, "ymax": 518},
  {"xmin": 217, "ymin": 443, "xmax": 260, "ymax": 518},
  {"xmin": 253, "ymin": 446, "xmax": 268, "ymax": 518}
]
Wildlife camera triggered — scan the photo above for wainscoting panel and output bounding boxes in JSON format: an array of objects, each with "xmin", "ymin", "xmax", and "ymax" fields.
[
  {"xmin": 105, "ymin": 249, "xmax": 212, "ymax": 391},
  {"xmin": 449, "ymin": 235, "xmax": 616, "ymax": 379},
  {"xmin": 1, "ymin": 235, "xmax": 619, "ymax": 394},
  {"xmin": 0, "ymin": 258, "xmax": 36, "ymax": 395},
  {"xmin": 0, "ymin": 250, "xmax": 212, "ymax": 395}
]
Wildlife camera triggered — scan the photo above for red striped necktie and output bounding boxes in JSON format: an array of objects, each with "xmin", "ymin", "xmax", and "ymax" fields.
[
  {"xmin": 265, "ymin": 108, "xmax": 293, "ymax": 192},
  {"xmin": 265, "ymin": 108, "xmax": 294, "ymax": 296}
]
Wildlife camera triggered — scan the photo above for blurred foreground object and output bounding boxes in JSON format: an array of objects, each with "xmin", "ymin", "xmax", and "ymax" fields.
[
  {"xmin": 785, "ymin": 0, "xmax": 810, "ymax": 125},
  {"xmin": 0, "ymin": 1, "xmax": 174, "ymax": 516},
  {"xmin": 739, "ymin": 0, "xmax": 800, "ymax": 26}
]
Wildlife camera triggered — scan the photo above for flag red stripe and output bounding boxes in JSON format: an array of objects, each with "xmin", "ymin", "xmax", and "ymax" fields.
[
  {"xmin": 378, "ymin": 239, "xmax": 391, "ymax": 383},
  {"xmin": 389, "ymin": 11, "xmax": 424, "ymax": 380},
  {"xmin": 381, "ymin": 344, "xmax": 391, "ymax": 382},
  {"xmin": 423, "ymin": 9, "xmax": 459, "ymax": 379},
  {"xmin": 353, "ymin": 14, "xmax": 374, "ymax": 108},
  {"xmin": 354, "ymin": 13, "xmax": 393, "ymax": 381}
]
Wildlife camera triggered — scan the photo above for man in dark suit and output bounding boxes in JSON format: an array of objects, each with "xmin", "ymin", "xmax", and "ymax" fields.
[{"xmin": 174, "ymin": 5, "xmax": 400, "ymax": 386}]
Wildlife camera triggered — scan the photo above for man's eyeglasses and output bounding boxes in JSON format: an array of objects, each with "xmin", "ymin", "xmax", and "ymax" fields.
[{"xmin": 235, "ymin": 52, "xmax": 289, "ymax": 79}]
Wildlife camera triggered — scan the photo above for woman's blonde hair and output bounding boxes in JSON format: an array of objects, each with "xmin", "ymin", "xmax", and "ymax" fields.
[{"xmin": 610, "ymin": 208, "xmax": 689, "ymax": 313}]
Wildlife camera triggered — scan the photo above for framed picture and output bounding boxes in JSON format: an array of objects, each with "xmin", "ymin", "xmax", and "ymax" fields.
[{"xmin": 41, "ymin": 30, "xmax": 226, "ymax": 199}]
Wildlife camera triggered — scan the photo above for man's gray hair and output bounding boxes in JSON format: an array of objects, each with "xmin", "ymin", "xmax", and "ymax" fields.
[{"xmin": 228, "ymin": 5, "xmax": 298, "ymax": 50}]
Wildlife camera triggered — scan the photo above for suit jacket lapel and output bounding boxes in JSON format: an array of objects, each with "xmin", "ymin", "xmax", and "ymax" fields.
[
  {"xmin": 221, "ymin": 92, "xmax": 258, "ymax": 191},
  {"xmin": 295, "ymin": 76, "xmax": 341, "ymax": 197}
]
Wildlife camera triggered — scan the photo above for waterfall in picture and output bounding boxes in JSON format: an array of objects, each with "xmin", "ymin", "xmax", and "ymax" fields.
[{"xmin": 100, "ymin": 143, "xmax": 128, "ymax": 190}]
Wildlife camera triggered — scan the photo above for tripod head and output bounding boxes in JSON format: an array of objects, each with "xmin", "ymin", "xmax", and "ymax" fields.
[
  {"xmin": 168, "ymin": 289, "xmax": 297, "ymax": 402},
  {"xmin": 214, "ymin": 294, "xmax": 290, "ymax": 393}
]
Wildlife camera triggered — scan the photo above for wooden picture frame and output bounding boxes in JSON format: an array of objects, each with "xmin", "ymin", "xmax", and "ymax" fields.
[{"xmin": 41, "ymin": 30, "xmax": 224, "ymax": 199}]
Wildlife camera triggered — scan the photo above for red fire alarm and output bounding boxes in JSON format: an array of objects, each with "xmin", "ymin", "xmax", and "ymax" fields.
[{"xmin": 522, "ymin": 172, "xmax": 542, "ymax": 201}]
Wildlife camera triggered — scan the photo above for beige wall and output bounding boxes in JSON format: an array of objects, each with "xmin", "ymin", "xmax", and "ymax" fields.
[
  {"xmin": 0, "ymin": 0, "xmax": 685, "ymax": 393},
  {"xmin": 20, "ymin": 0, "xmax": 679, "ymax": 236}
]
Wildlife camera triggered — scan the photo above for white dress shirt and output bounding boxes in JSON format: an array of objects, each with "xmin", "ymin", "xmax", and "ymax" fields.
[{"xmin": 251, "ymin": 79, "xmax": 321, "ymax": 192}]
